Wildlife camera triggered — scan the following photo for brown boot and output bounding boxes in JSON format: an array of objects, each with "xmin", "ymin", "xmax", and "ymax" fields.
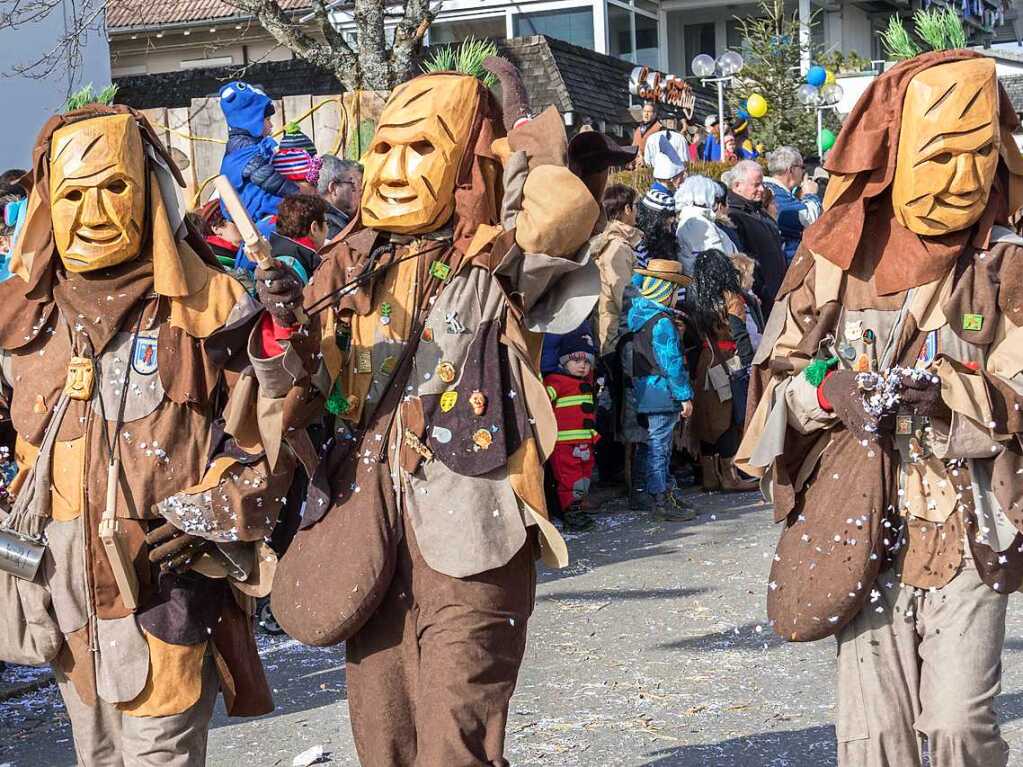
[
  {"xmin": 700, "ymin": 455, "xmax": 721, "ymax": 492},
  {"xmin": 718, "ymin": 457, "xmax": 758, "ymax": 492}
]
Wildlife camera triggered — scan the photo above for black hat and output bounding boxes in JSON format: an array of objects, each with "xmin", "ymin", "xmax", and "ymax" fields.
[{"xmin": 568, "ymin": 131, "xmax": 637, "ymax": 178}]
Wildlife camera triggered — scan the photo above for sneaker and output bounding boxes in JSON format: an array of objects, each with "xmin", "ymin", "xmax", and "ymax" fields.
[
  {"xmin": 562, "ymin": 509, "xmax": 595, "ymax": 531},
  {"xmin": 653, "ymin": 493, "xmax": 697, "ymax": 522}
]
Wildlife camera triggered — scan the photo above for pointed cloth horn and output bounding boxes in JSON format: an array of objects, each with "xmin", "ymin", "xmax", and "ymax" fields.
[{"xmin": 483, "ymin": 56, "xmax": 530, "ymax": 132}]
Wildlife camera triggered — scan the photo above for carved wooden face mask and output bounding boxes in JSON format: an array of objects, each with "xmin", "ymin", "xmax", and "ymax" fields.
[
  {"xmin": 893, "ymin": 59, "xmax": 1000, "ymax": 237},
  {"xmin": 361, "ymin": 74, "xmax": 480, "ymax": 234},
  {"xmin": 50, "ymin": 114, "xmax": 147, "ymax": 272}
]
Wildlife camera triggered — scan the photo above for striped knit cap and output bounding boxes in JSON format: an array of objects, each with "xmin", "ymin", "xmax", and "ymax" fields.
[
  {"xmin": 642, "ymin": 185, "xmax": 674, "ymax": 213},
  {"xmin": 272, "ymin": 148, "xmax": 313, "ymax": 181},
  {"xmin": 279, "ymin": 122, "xmax": 316, "ymax": 154},
  {"xmin": 633, "ymin": 273, "xmax": 675, "ymax": 305}
]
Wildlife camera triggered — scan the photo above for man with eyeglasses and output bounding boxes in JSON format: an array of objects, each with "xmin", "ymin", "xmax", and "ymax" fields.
[
  {"xmin": 316, "ymin": 155, "xmax": 364, "ymax": 239},
  {"xmin": 763, "ymin": 145, "xmax": 822, "ymax": 263}
]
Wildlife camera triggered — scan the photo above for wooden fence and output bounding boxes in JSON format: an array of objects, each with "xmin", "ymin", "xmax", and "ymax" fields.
[{"xmin": 142, "ymin": 91, "xmax": 387, "ymax": 209}]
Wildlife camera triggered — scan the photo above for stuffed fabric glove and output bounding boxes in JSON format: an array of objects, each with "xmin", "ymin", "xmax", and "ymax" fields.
[
  {"xmin": 255, "ymin": 261, "xmax": 303, "ymax": 326},
  {"xmin": 897, "ymin": 373, "xmax": 950, "ymax": 419},
  {"xmin": 146, "ymin": 522, "xmax": 214, "ymax": 574},
  {"xmin": 820, "ymin": 370, "xmax": 889, "ymax": 442}
]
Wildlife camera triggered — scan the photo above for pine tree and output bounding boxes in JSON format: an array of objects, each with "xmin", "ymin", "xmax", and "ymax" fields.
[{"xmin": 729, "ymin": 0, "xmax": 840, "ymax": 159}]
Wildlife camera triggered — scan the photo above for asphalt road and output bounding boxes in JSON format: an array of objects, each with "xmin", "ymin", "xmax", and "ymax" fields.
[{"xmin": 5, "ymin": 487, "xmax": 1023, "ymax": 766}]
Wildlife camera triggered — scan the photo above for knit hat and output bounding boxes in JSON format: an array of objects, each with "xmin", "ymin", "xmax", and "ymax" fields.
[
  {"xmin": 272, "ymin": 148, "xmax": 313, "ymax": 181},
  {"xmin": 633, "ymin": 258, "xmax": 690, "ymax": 304},
  {"xmin": 642, "ymin": 182, "xmax": 675, "ymax": 213},
  {"xmin": 280, "ymin": 122, "xmax": 317, "ymax": 155},
  {"xmin": 558, "ymin": 328, "xmax": 596, "ymax": 369}
]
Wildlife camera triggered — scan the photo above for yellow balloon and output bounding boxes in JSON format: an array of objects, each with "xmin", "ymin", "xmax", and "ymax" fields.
[
  {"xmin": 824, "ymin": 69, "xmax": 836, "ymax": 85},
  {"xmin": 747, "ymin": 93, "xmax": 768, "ymax": 118}
]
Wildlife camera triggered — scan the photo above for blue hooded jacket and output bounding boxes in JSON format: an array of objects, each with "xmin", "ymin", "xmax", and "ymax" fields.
[
  {"xmin": 763, "ymin": 179, "xmax": 822, "ymax": 263},
  {"xmin": 625, "ymin": 279, "xmax": 693, "ymax": 413},
  {"xmin": 218, "ymin": 81, "xmax": 298, "ymax": 222}
]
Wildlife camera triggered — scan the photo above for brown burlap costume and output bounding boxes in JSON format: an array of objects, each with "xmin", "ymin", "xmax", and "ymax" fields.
[{"xmin": 737, "ymin": 50, "xmax": 1023, "ymax": 766}]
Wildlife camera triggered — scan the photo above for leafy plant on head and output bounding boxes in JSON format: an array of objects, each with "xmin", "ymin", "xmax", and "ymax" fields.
[
  {"xmin": 422, "ymin": 36, "xmax": 499, "ymax": 87},
  {"xmin": 880, "ymin": 8, "xmax": 967, "ymax": 61},
  {"xmin": 63, "ymin": 83, "xmax": 118, "ymax": 112}
]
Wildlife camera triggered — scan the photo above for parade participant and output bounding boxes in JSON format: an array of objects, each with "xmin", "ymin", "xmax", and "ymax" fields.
[
  {"xmin": 269, "ymin": 59, "xmax": 601, "ymax": 765},
  {"xmin": 736, "ymin": 41, "xmax": 1023, "ymax": 767},
  {"xmin": 0, "ymin": 102, "xmax": 310, "ymax": 765}
]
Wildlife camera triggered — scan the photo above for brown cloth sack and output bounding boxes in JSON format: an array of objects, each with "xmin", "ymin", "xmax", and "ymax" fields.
[
  {"xmin": 271, "ymin": 423, "xmax": 400, "ymax": 647},
  {"xmin": 767, "ymin": 428, "xmax": 897, "ymax": 642}
]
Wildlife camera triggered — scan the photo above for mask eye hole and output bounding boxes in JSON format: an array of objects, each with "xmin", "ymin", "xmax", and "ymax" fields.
[
  {"xmin": 106, "ymin": 179, "xmax": 128, "ymax": 194},
  {"xmin": 409, "ymin": 140, "xmax": 435, "ymax": 157},
  {"xmin": 65, "ymin": 190, "xmax": 83, "ymax": 202},
  {"xmin": 978, "ymin": 143, "xmax": 995, "ymax": 157},
  {"xmin": 931, "ymin": 152, "xmax": 953, "ymax": 165},
  {"xmin": 373, "ymin": 142, "xmax": 391, "ymax": 155}
]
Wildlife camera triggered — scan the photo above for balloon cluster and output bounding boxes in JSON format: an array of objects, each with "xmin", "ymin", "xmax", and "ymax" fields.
[{"xmin": 798, "ymin": 65, "xmax": 844, "ymax": 153}]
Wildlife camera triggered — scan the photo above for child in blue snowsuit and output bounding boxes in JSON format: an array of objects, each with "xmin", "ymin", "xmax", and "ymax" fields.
[{"xmin": 218, "ymin": 81, "xmax": 300, "ymax": 224}]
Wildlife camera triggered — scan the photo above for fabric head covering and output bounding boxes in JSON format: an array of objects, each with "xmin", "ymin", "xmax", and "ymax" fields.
[
  {"xmin": 652, "ymin": 150, "xmax": 685, "ymax": 181},
  {"xmin": 219, "ymin": 81, "xmax": 273, "ymax": 139},
  {"xmin": 632, "ymin": 273, "xmax": 675, "ymax": 305},
  {"xmin": 802, "ymin": 49, "xmax": 1023, "ymax": 296},
  {"xmin": 676, "ymin": 175, "xmax": 718, "ymax": 209},
  {"xmin": 272, "ymin": 148, "xmax": 313, "ymax": 181},
  {"xmin": 4, "ymin": 104, "xmax": 221, "ymax": 351},
  {"xmin": 558, "ymin": 325, "xmax": 596, "ymax": 368},
  {"xmin": 642, "ymin": 182, "xmax": 675, "ymax": 213},
  {"xmin": 279, "ymin": 123, "xmax": 316, "ymax": 154}
]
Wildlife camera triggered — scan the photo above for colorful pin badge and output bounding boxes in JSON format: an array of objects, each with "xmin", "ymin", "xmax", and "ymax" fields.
[
  {"xmin": 436, "ymin": 361, "xmax": 457, "ymax": 383},
  {"xmin": 863, "ymin": 329, "xmax": 876, "ymax": 344},
  {"xmin": 379, "ymin": 356, "xmax": 397, "ymax": 375},
  {"xmin": 422, "ymin": 327, "xmax": 434, "ymax": 343},
  {"xmin": 440, "ymin": 391, "xmax": 458, "ymax": 412},
  {"xmin": 962, "ymin": 313, "xmax": 984, "ymax": 332},
  {"xmin": 430, "ymin": 261, "xmax": 452, "ymax": 282},
  {"xmin": 380, "ymin": 302, "xmax": 393, "ymax": 326},
  {"xmin": 473, "ymin": 429, "xmax": 493, "ymax": 450}
]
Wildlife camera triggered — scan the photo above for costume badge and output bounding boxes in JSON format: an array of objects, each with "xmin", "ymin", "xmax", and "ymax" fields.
[
  {"xmin": 472, "ymin": 429, "xmax": 493, "ymax": 450},
  {"xmin": 469, "ymin": 390, "xmax": 487, "ymax": 416},
  {"xmin": 380, "ymin": 356, "xmax": 397, "ymax": 376},
  {"xmin": 64, "ymin": 356, "xmax": 95, "ymax": 401},
  {"xmin": 440, "ymin": 391, "xmax": 458, "ymax": 412},
  {"xmin": 895, "ymin": 415, "xmax": 914, "ymax": 435},
  {"xmin": 844, "ymin": 320, "xmax": 863, "ymax": 342},
  {"xmin": 356, "ymin": 349, "xmax": 373, "ymax": 374},
  {"xmin": 436, "ymin": 361, "xmax": 457, "ymax": 383},
  {"xmin": 962, "ymin": 313, "xmax": 984, "ymax": 332},
  {"xmin": 430, "ymin": 261, "xmax": 452, "ymax": 282},
  {"xmin": 131, "ymin": 337, "xmax": 158, "ymax": 375}
]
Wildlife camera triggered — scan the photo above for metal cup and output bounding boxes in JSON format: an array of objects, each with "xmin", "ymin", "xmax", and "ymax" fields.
[{"xmin": 0, "ymin": 528, "xmax": 46, "ymax": 581}]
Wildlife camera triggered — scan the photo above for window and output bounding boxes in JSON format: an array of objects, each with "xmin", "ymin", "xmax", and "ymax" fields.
[
  {"xmin": 429, "ymin": 16, "xmax": 507, "ymax": 44},
  {"xmin": 180, "ymin": 55, "xmax": 234, "ymax": 70},
  {"xmin": 514, "ymin": 7, "xmax": 594, "ymax": 49},
  {"xmin": 684, "ymin": 22, "xmax": 715, "ymax": 74},
  {"xmin": 635, "ymin": 12, "xmax": 659, "ymax": 67},
  {"xmin": 609, "ymin": 3, "xmax": 633, "ymax": 59},
  {"xmin": 608, "ymin": 0, "xmax": 660, "ymax": 65}
]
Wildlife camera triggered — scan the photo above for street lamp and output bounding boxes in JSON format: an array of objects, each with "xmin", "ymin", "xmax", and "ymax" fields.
[
  {"xmin": 691, "ymin": 52, "xmax": 744, "ymax": 156},
  {"xmin": 796, "ymin": 80, "xmax": 844, "ymax": 160}
]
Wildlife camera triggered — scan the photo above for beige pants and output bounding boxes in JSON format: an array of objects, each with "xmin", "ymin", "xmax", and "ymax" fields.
[
  {"xmin": 55, "ymin": 657, "xmax": 218, "ymax": 767},
  {"xmin": 836, "ymin": 562, "xmax": 1009, "ymax": 767}
]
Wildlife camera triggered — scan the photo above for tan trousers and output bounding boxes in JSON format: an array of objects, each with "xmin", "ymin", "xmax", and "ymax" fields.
[
  {"xmin": 55, "ymin": 656, "xmax": 218, "ymax": 767},
  {"xmin": 345, "ymin": 519, "xmax": 536, "ymax": 767},
  {"xmin": 836, "ymin": 562, "xmax": 1009, "ymax": 767}
]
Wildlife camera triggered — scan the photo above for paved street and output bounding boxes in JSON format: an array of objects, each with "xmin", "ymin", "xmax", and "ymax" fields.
[{"xmin": 5, "ymin": 487, "xmax": 1023, "ymax": 766}]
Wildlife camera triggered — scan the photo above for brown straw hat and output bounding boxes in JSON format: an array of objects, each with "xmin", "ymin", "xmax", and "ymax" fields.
[{"xmin": 634, "ymin": 258, "xmax": 691, "ymax": 286}]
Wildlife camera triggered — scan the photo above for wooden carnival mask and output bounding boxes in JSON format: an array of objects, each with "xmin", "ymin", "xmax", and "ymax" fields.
[
  {"xmin": 893, "ymin": 59, "xmax": 1000, "ymax": 237},
  {"xmin": 361, "ymin": 74, "xmax": 480, "ymax": 234},
  {"xmin": 49, "ymin": 114, "xmax": 147, "ymax": 272}
]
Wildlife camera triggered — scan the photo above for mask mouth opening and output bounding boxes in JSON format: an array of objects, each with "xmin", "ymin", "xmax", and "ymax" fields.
[{"xmin": 76, "ymin": 227, "xmax": 121, "ymax": 245}]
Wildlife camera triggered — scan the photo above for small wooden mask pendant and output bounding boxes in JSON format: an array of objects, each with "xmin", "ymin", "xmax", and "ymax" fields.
[{"xmin": 64, "ymin": 356, "xmax": 95, "ymax": 401}]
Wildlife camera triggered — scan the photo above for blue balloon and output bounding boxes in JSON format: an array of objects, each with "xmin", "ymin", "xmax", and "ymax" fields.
[
  {"xmin": 737, "ymin": 108, "xmax": 750, "ymax": 120},
  {"xmin": 807, "ymin": 65, "xmax": 827, "ymax": 87}
]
